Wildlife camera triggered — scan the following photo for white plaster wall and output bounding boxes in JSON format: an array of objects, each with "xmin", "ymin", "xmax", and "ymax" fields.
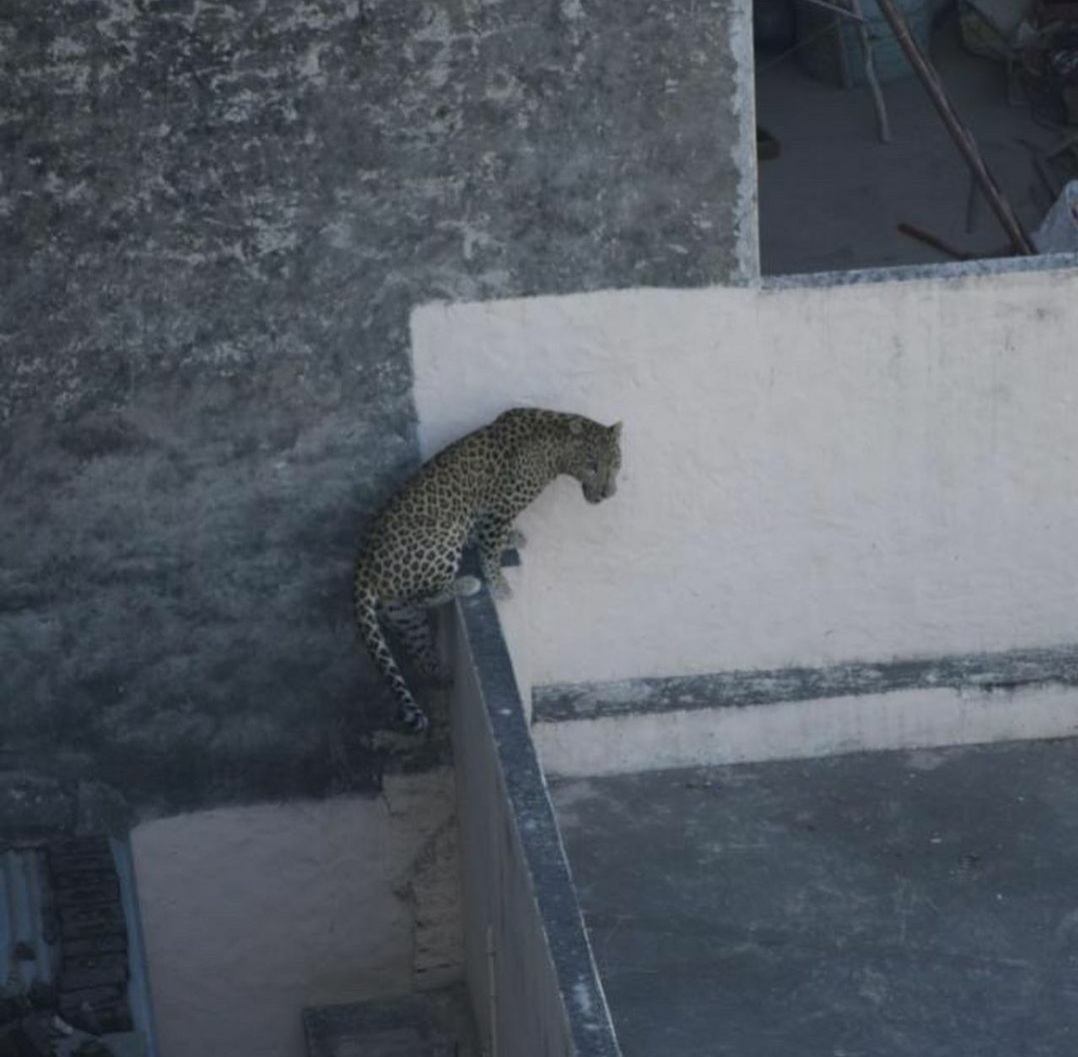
[
  {"xmin": 412, "ymin": 266, "xmax": 1078, "ymax": 686},
  {"xmin": 131, "ymin": 771, "xmax": 460, "ymax": 1057}
]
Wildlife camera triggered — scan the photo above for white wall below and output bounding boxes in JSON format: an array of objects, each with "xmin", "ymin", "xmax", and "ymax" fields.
[
  {"xmin": 132, "ymin": 771, "xmax": 460, "ymax": 1057},
  {"xmin": 412, "ymin": 266, "xmax": 1078, "ymax": 687}
]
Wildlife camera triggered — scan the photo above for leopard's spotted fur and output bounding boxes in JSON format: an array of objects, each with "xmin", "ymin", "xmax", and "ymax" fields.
[{"xmin": 354, "ymin": 408, "xmax": 622, "ymax": 731}]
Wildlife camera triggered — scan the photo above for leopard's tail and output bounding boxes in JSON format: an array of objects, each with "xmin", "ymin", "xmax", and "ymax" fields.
[{"xmin": 354, "ymin": 586, "xmax": 429, "ymax": 733}]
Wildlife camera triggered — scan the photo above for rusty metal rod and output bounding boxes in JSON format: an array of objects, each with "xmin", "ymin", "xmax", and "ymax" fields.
[{"xmin": 873, "ymin": 0, "xmax": 1036, "ymax": 256}]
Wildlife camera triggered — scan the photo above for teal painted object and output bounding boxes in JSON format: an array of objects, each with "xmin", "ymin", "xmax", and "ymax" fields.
[{"xmin": 795, "ymin": 0, "xmax": 932, "ymax": 87}]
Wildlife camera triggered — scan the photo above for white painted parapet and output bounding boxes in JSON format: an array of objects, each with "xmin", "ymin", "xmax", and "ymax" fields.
[{"xmin": 413, "ymin": 265, "xmax": 1078, "ymax": 688}]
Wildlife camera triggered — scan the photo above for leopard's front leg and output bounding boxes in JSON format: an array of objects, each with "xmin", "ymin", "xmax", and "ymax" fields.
[{"xmin": 475, "ymin": 516, "xmax": 517, "ymax": 599}]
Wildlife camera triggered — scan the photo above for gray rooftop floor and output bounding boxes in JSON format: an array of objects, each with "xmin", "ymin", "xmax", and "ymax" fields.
[{"xmin": 550, "ymin": 738, "xmax": 1078, "ymax": 1057}]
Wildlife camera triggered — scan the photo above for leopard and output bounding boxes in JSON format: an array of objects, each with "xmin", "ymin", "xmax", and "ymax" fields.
[{"xmin": 354, "ymin": 407, "xmax": 622, "ymax": 732}]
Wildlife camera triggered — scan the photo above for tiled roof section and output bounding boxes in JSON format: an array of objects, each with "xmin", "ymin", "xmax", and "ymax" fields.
[
  {"xmin": 1, "ymin": 837, "xmax": 155, "ymax": 1056},
  {"xmin": 47, "ymin": 837, "xmax": 132, "ymax": 1035}
]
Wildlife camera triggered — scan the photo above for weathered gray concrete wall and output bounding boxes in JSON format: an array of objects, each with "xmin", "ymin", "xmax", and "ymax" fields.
[{"xmin": 0, "ymin": 0, "xmax": 747, "ymax": 822}]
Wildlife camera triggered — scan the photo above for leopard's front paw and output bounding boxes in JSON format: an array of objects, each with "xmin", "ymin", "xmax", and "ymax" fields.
[
  {"xmin": 453, "ymin": 575, "xmax": 482, "ymax": 597},
  {"xmin": 505, "ymin": 528, "xmax": 527, "ymax": 550}
]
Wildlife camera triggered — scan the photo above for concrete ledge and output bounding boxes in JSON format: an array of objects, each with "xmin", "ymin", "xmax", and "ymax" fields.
[
  {"xmin": 759, "ymin": 249, "xmax": 1078, "ymax": 290},
  {"xmin": 303, "ymin": 985, "xmax": 476, "ymax": 1057},
  {"xmin": 450, "ymin": 578, "xmax": 621, "ymax": 1057},
  {"xmin": 534, "ymin": 648, "xmax": 1078, "ymax": 778},
  {"xmin": 535, "ymin": 644, "xmax": 1078, "ymax": 722}
]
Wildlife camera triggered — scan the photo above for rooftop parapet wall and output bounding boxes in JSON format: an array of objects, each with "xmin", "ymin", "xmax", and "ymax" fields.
[
  {"xmin": 413, "ymin": 263, "xmax": 1078, "ymax": 688},
  {"xmin": 451, "ymin": 569, "xmax": 620, "ymax": 1057}
]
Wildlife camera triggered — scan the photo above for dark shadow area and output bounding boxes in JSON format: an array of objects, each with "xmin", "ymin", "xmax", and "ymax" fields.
[{"xmin": 755, "ymin": 0, "xmax": 1078, "ymax": 273}]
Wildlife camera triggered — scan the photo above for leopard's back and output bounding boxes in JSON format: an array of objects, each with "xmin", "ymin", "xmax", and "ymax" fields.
[
  {"xmin": 355, "ymin": 426, "xmax": 500, "ymax": 605},
  {"xmin": 354, "ymin": 407, "xmax": 622, "ymax": 732}
]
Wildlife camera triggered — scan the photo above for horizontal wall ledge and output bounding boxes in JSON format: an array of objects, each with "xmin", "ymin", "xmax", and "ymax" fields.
[
  {"xmin": 533, "ymin": 645, "xmax": 1078, "ymax": 779},
  {"xmin": 759, "ymin": 249, "xmax": 1078, "ymax": 291},
  {"xmin": 534, "ymin": 644, "xmax": 1078, "ymax": 722}
]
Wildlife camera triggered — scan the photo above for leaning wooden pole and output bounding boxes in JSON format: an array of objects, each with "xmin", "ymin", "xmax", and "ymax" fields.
[
  {"xmin": 850, "ymin": 0, "xmax": 892, "ymax": 143},
  {"xmin": 873, "ymin": 0, "xmax": 1036, "ymax": 255}
]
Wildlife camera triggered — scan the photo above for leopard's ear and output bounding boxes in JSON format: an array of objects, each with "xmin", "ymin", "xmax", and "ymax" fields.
[
  {"xmin": 569, "ymin": 418, "xmax": 585, "ymax": 435},
  {"xmin": 610, "ymin": 421, "xmax": 622, "ymax": 439}
]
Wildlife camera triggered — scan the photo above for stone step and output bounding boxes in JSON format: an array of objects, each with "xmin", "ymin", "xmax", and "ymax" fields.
[{"xmin": 303, "ymin": 985, "xmax": 476, "ymax": 1057}]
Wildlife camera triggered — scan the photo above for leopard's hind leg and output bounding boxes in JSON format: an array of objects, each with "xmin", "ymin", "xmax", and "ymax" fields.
[
  {"xmin": 380, "ymin": 566, "xmax": 481, "ymax": 692},
  {"xmin": 383, "ymin": 602, "xmax": 445, "ymax": 681},
  {"xmin": 355, "ymin": 590, "xmax": 429, "ymax": 732},
  {"xmin": 475, "ymin": 516, "xmax": 517, "ymax": 599}
]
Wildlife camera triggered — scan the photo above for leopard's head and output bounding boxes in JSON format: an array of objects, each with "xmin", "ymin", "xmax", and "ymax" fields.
[{"xmin": 568, "ymin": 418, "xmax": 622, "ymax": 504}]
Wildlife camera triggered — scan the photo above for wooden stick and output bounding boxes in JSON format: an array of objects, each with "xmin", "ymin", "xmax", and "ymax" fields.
[
  {"xmin": 897, "ymin": 222, "xmax": 972, "ymax": 260},
  {"xmin": 850, "ymin": 0, "xmax": 892, "ymax": 143},
  {"xmin": 835, "ymin": 12, "xmax": 854, "ymax": 90}
]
